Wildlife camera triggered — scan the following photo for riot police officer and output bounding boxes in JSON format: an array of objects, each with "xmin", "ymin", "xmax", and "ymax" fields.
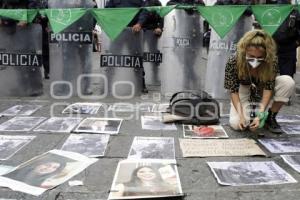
[
  {"xmin": 28, "ymin": 0, "xmax": 50, "ymax": 79},
  {"xmin": 271, "ymin": 0, "xmax": 300, "ymax": 78},
  {"xmin": 0, "ymin": 0, "xmax": 28, "ymax": 27},
  {"xmin": 143, "ymin": 0, "xmax": 164, "ymax": 36},
  {"xmin": 167, "ymin": 0, "xmax": 204, "ymax": 5}
]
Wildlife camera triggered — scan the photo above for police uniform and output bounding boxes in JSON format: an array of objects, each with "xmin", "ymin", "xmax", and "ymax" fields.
[
  {"xmin": 28, "ymin": 0, "xmax": 50, "ymax": 79},
  {"xmin": 0, "ymin": 0, "xmax": 28, "ymax": 26},
  {"xmin": 167, "ymin": 0, "xmax": 204, "ymax": 5},
  {"xmin": 143, "ymin": 0, "xmax": 164, "ymax": 32},
  {"xmin": 272, "ymin": 0, "xmax": 300, "ymax": 78}
]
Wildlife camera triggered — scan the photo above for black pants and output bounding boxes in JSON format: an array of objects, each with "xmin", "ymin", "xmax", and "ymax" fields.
[{"xmin": 278, "ymin": 55, "xmax": 296, "ymax": 78}]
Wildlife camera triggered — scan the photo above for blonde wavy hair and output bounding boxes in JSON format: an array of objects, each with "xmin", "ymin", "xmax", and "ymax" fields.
[{"xmin": 236, "ymin": 29, "xmax": 277, "ymax": 82}]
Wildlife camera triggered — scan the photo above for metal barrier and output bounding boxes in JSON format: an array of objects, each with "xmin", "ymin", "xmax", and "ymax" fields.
[
  {"xmin": 0, "ymin": 24, "xmax": 43, "ymax": 96},
  {"xmin": 204, "ymin": 15, "xmax": 253, "ymax": 99},
  {"xmin": 100, "ymin": 28, "xmax": 144, "ymax": 97},
  {"xmin": 49, "ymin": 0, "xmax": 94, "ymax": 97},
  {"xmin": 160, "ymin": 9, "xmax": 205, "ymax": 96}
]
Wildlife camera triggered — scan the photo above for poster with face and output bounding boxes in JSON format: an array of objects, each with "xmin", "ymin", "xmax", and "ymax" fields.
[
  {"xmin": 276, "ymin": 115, "xmax": 300, "ymax": 124},
  {"xmin": 109, "ymin": 160, "xmax": 183, "ymax": 199},
  {"xmin": 62, "ymin": 103, "xmax": 103, "ymax": 114},
  {"xmin": 128, "ymin": 137, "xmax": 175, "ymax": 160},
  {"xmin": 74, "ymin": 118, "xmax": 123, "ymax": 135},
  {"xmin": 259, "ymin": 138, "xmax": 300, "ymax": 153},
  {"xmin": 208, "ymin": 161, "xmax": 297, "ymax": 186},
  {"xmin": 61, "ymin": 134, "xmax": 110, "ymax": 157},
  {"xmin": 281, "ymin": 124, "xmax": 300, "ymax": 135},
  {"xmin": 0, "ymin": 105, "xmax": 43, "ymax": 116},
  {"xmin": 0, "ymin": 117, "xmax": 46, "ymax": 132},
  {"xmin": 183, "ymin": 125, "xmax": 228, "ymax": 138},
  {"xmin": 34, "ymin": 117, "xmax": 82, "ymax": 133},
  {"xmin": 0, "ymin": 135, "xmax": 35, "ymax": 160},
  {"xmin": 281, "ymin": 155, "xmax": 300, "ymax": 173},
  {"xmin": 141, "ymin": 116, "xmax": 177, "ymax": 131},
  {"xmin": 0, "ymin": 150, "xmax": 97, "ymax": 196}
]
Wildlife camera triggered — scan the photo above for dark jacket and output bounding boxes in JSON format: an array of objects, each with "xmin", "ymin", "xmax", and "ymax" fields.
[
  {"xmin": 273, "ymin": 9, "xmax": 300, "ymax": 56},
  {"xmin": 166, "ymin": 0, "xmax": 204, "ymax": 5},
  {"xmin": 0, "ymin": 0, "xmax": 28, "ymax": 26},
  {"xmin": 105, "ymin": 0, "xmax": 147, "ymax": 27},
  {"xmin": 143, "ymin": 0, "xmax": 164, "ymax": 30}
]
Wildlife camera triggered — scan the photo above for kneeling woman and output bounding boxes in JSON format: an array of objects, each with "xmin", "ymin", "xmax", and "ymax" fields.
[{"xmin": 224, "ymin": 30, "xmax": 295, "ymax": 133}]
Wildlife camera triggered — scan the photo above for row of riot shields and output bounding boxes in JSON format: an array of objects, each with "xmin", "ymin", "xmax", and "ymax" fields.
[{"xmin": 0, "ymin": 4, "xmax": 253, "ymax": 98}]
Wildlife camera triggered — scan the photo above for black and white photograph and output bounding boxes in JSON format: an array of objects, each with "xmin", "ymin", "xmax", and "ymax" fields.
[
  {"xmin": 151, "ymin": 103, "xmax": 169, "ymax": 113},
  {"xmin": 109, "ymin": 103, "xmax": 152, "ymax": 113},
  {"xmin": 141, "ymin": 115, "xmax": 177, "ymax": 131},
  {"xmin": 183, "ymin": 125, "xmax": 228, "ymax": 139},
  {"xmin": 128, "ymin": 137, "xmax": 175, "ymax": 160},
  {"xmin": 208, "ymin": 161, "xmax": 297, "ymax": 186},
  {"xmin": 34, "ymin": 117, "xmax": 83, "ymax": 133},
  {"xmin": 62, "ymin": 103, "xmax": 103, "ymax": 115},
  {"xmin": 109, "ymin": 160, "xmax": 183, "ymax": 200},
  {"xmin": 259, "ymin": 138, "xmax": 300, "ymax": 153},
  {"xmin": 0, "ymin": 135, "xmax": 35, "ymax": 160},
  {"xmin": 61, "ymin": 134, "xmax": 110, "ymax": 157},
  {"xmin": 276, "ymin": 115, "xmax": 300, "ymax": 124},
  {"xmin": 0, "ymin": 165, "xmax": 15, "ymax": 176},
  {"xmin": 0, "ymin": 117, "xmax": 46, "ymax": 132},
  {"xmin": 281, "ymin": 155, "xmax": 300, "ymax": 173},
  {"xmin": 0, "ymin": 150, "xmax": 97, "ymax": 196},
  {"xmin": 74, "ymin": 118, "xmax": 123, "ymax": 135},
  {"xmin": 282, "ymin": 124, "xmax": 300, "ymax": 135},
  {"xmin": 0, "ymin": 105, "xmax": 43, "ymax": 116}
]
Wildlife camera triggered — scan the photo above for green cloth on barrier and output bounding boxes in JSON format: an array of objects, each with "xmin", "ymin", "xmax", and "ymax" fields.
[
  {"xmin": 251, "ymin": 5, "xmax": 293, "ymax": 35},
  {"xmin": 197, "ymin": 5, "xmax": 247, "ymax": 39},
  {"xmin": 145, "ymin": 5, "xmax": 176, "ymax": 17},
  {"xmin": 0, "ymin": 9, "xmax": 38, "ymax": 23},
  {"xmin": 27, "ymin": 9, "xmax": 39, "ymax": 23},
  {"xmin": 0, "ymin": 5, "xmax": 297, "ymax": 40},
  {"xmin": 257, "ymin": 111, "xmax": 269, "ymax": 129},
  {"xmin": 45, "ymin": 8, "xmax": 87, "ymax": 33},
  {"xmin": 0, "ymin": 9, "xmax": 28, "ymax": 21},
  {"xmin": 38, "ymin": 9, "xmax": 47, "ymax": 18},
  {"xmin": 91, "ymin": 8, "xmax": 140, "ymax": 41}
]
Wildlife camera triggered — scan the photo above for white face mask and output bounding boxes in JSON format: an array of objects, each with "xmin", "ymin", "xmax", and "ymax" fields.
[{"xmin": 246, "ymin": 57, "xmax": 264, "ymax": 69}]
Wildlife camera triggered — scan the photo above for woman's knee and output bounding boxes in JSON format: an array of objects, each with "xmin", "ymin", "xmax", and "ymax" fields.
[
  {"xmin": 229, "ymin": 117, "xmax": 241, "ymax": 131},
  {"xmin": 274, "ymin": 75, "xmax": 295, "ymax": 102},
  {"xmin": 275, "ymin": 75, "xmax": 295, "ymax": 90}
]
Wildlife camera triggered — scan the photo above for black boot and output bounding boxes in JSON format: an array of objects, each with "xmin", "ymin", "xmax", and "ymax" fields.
[{"xmin": 265, "ymin": 109, "xmax": 282, "ymax": 134}]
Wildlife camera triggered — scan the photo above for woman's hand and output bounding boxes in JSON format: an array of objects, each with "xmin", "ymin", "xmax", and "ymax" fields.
[
  {"xmin": 249, "ymin": 117, "xmax": 260, "ymax": 132},
  {"xmin": 239, "ymin": 116, "xmax": 248, "ymax": 130}
]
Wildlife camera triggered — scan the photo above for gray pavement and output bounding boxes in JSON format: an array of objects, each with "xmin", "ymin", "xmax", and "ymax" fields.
[{"xmin": 0, "ymin": 53, "xmax": 300, "ymax": 200}]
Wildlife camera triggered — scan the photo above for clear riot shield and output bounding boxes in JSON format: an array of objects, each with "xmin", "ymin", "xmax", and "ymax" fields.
[
  {"xmin": 100, "ymin": 28, "xmax": 143, "ymax": 97},
  {"xmin": 0, "ymin": 24, "xmax": 43, "ymax": 97},
  {"xmin": 143, "ymin": 30, "xmax": 162, "ymax": 86},
  {"xmin": 204, "ymin": 16, "xmax": 253, "ymax": 99},
  {"xmin": 160, "ymin": 9, "xmax": 205, "ymax": 96},
  {"xmin": 48, "ymin": 0, "xmax": 94, "ymax": 97}
]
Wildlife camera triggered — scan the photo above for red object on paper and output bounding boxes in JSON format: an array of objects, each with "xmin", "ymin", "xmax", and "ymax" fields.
[{"xmin": 193, "ymin": 126, "xmax": 215, "ymax": 136}]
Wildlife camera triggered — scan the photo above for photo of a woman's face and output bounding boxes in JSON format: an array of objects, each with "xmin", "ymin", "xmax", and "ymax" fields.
[
  {"xmin": 137, "ymin": 167, "xmax": 157, "ymax": 181},
  {"xmin": 34, "ymin": 162, "xmax": 61, "ymax": 175}
]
